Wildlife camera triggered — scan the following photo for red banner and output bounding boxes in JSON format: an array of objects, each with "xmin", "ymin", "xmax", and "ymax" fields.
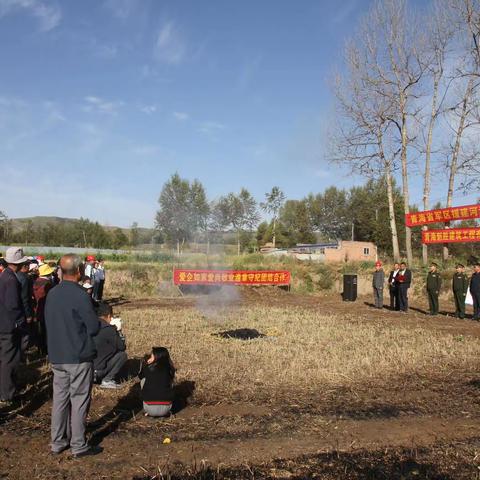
[
  {"xmin": 173, "ymin": 269, "xmax": 291, "ymax": 285},
  {"xmin": 422, "ymin": 227, "xmax": 480, "ymax": 244},
  {"xmin": 406, "ymin": 204, "xmax": 480, "ymax": 227}
]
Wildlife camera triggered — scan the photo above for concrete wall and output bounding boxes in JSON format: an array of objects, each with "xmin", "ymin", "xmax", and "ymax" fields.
[{"xmin": 325, "ymin": 241, "xmax": 377, "ymax": 263}]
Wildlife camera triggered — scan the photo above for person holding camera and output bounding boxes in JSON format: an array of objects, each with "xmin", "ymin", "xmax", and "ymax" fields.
[{"xmin": 93, "ymin": 302, "xmax": 127, "ymax": 389}]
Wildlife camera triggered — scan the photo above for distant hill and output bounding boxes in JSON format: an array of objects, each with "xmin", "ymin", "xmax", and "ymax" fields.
[{"xmin": 10, "ymin": 216, "xmax": 154, "ymax": 237}]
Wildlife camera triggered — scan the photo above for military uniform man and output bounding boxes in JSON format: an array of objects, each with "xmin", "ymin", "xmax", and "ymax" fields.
[
  {"xmin": 426, "ymin": 263, "xmax": 442, "ymax": 316},
  {"xmin": 452, "ymin": 264, "xmax": 468, "ymax": 319}
]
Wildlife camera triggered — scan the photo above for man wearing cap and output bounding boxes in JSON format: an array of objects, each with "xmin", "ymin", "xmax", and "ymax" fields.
[
  {"xmin": 372, "ymin": 261, "xmax": 385, "ymax": 309},
  {"xmin": 84, "ymin": 255, "xmax": 96, "ymax": 280},
  {"xmin": 453, "ymin": 264, "xmax": 469, "ymax": 319},
  {"xmin": 0, "ymin": 247, "xmax": 28, "ymax": 402},
  {"xmin": 426, "ymin": 263, "xmax": 442, "ymax": 316},
  {"xmin": 45, "ymin": 254, "xmax": 101, "ymax": 457}
]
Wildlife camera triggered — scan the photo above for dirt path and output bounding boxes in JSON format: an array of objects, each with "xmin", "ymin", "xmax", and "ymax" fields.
[{"xmin": 1, "ymin": 401, "xmax": 479, "ymax": 479}]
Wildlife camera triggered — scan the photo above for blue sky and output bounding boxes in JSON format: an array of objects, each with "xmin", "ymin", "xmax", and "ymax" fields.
[{"xmin": 0, "ymin": 0, "xmax": 475, "ymax": 227}]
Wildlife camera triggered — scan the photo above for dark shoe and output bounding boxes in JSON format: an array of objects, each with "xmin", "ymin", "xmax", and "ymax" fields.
[
  {"xmin": 51, "ymin": 445, "xmax": 69, "ymax": 455},
  {"xmin": 73, "ymin": 446, "xmax": 103, "ymax": 458}
]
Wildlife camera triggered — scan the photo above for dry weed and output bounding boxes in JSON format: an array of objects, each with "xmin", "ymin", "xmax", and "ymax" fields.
[{"xmin": 119, "ymin": 304, "xmax": 480, "ymax": 403}]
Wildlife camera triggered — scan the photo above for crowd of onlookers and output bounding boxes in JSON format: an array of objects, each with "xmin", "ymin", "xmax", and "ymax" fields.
[
  {"xmin": 0, "ymin": 247, "xmax": 175, "ymax": 459},
  {"xmin": 372, "ymin": 260, "xmax": 480, "ymax": 319}
]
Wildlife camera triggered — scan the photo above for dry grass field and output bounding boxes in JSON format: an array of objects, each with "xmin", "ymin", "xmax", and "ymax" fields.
[{"xmin": 2, "ymin": 287, "xmax": 480, "ymax": 479}]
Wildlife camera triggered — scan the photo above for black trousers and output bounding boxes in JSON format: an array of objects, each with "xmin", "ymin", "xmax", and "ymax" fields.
[
  {"xmin": 398, "ymin": 285, "xmax": 409, "ymax": 312},
  {"xmin": 0, "ymin": 332, "xmax": 21, "ymax": 400},
  {"xmin": 453, "ymin": 291, "xmax": 466, "ymax": 318},
  {"xmin": 427, "ymin": 290, "xmax": 439, "ymax": 315},
  {"xmin": 389, "ymin": 286, "xmax": 399, "ymax": 310},
  {"xmin": 96, "ymin": 351, "xmax": 127, "ymax": 382},
  {"xmin": 472, "ymin": 290, "xmax": 480, "ymax": 319}
]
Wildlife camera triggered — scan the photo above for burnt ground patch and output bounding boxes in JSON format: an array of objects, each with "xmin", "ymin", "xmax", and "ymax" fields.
[{"xmin": 214, "ymin": 328, "xmax": 266, "ymax": 340}]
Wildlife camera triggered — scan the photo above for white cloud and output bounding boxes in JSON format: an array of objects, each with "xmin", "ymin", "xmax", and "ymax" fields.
[
  {"xmin": 0, "ymin": 0, "xmax": 61, "ymax": 31},
  {"xmin": 43, "ymin": 100, "xmax": 65, "ymax": 122},
  {"xmin": 140, "ymin": 104, "xmax": 157, "ymax": 115},
  {"xmin": 92, "ymin": 42, "xmax": 118, "ymax": 59},
  {"xmin": 198, "ymin": 121, "xmax": 225, "ymax": 135},
  {"xmin": 153, "ymin": 21, "xmax": 186, "ymax": 65},
  {"xmin": 130, "ymin": 144, "xmax": 160, "ymax": 156},
  {"xmin": 83, "ymin": 96, "xmax": 124, "ymax": 116},
  {"xmin": 173, "ymin": 111, "xmax": 189, "ymax": 121},
  {"xmin": 104, "ymin": 0, "xmax": 137, "ymax": 19}
]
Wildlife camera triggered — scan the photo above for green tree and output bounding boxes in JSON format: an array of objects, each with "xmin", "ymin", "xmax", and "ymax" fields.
[
  {"xmin": 111, "ymin": 228, "xmax": 128, "ymax": 249},
  {"xmin": 190, "ymin": 179, "xmax": 211, "ymax": 249},
  {"xmin": 0, "ymin": 211, "xmax": 10, "ymax": 243},
  {"xmin": 130, "ymin": 222, "xmax": 140, "ymax": 247},
  {"xmin": 280, "ymin": 200, "xmax": 316, "ymax": 246},
  {"xmin": 306, "ymin": 187, "xmax": 351, "ymax": 240},
  {"xmin": 155, "ymin": 173, "xmax": 194, "ymax": 254},
  {"xmin": 213, "ymin": 188, "xmax": 260, "ymax": 255},
  {"xmin": 260, "ymin": 186, "xmax": 286, "ymax": 248}
]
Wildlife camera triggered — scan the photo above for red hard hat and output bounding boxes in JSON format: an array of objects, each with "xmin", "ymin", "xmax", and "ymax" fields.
[
  {"xmin": 36, "ymin": 255, "xmax": 45, "ymax": 261},
  {"xmin": 86, "ymin": 255, "xmax": 96, "ymax": 262},
  {"xmin": 375, "ymin": 261, "xmax": 382, "ymax": 267}
]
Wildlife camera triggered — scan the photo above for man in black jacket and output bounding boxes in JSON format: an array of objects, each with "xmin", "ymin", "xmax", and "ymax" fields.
[
  {"xmin": 388, "ymin": 262, "xmax": 400, "ymax": 310},
  {"xmin": 93, "ymin": 302, "xmax": 127, "ymax": 389},
  {"xmin": 45, "ymin": 254, "xmax": 101, "ymax": 458},
  {"xmin": 396, "ymin": 262, "xmax": 412, "ymax": 313},
  {"xmin": 470, "ymin": 264, "xmax": 480, "ymax": 320},
  {"xmin": 0, "ymin": 247, "xmax": 28, "ymax": 402}
]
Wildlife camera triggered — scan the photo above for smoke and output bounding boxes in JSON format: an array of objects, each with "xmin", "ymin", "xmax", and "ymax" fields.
[{"xmin": 195, "ymin": 285, "xmax": 241, "ymax": 324}]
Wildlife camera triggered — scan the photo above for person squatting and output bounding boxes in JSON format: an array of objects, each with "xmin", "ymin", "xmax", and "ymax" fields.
[{"xmin": 0, "ymin": 248, "xmax": 175, "ymax": 459}]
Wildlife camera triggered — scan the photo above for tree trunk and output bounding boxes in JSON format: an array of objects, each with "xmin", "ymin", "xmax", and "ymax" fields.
[
  {"xmin": 177, "ymin": 239, "xmax": 180, "ymax": 256},
  {"xmin": 237, "ymin": 231, "xmax": 240, "ymax": 256},
  {"xmin": 400, "ymin": 100, "xmax": 413, "ymax": 265},
  {"xmin": 272, "ymin": 217, "xmax": 276, "ymax": 248},
  {"xmin": 444, "ymin": 78, "xmax": 473, "ymax": 260},
  {"xmin": 385, "ymin": 164, "xmax": 401, "ymax": 262},
  {"xmin": 422, "ymin": 75, "xmax": 440, "ymax": 265},
  {"xmin": 379, "ymin": 132, "xmax": 400, "ymax": 262}
]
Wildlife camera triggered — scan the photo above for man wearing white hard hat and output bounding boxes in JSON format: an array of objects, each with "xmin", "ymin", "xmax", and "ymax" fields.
[{"xmin": 0, "ymin": 247, "xmax": 28, "ymax": 403}]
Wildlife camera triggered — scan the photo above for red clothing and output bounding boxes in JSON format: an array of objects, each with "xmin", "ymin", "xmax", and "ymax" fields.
[{"xmin": 33, "ymin": 277, "xmax": 53, "ymax": 323}]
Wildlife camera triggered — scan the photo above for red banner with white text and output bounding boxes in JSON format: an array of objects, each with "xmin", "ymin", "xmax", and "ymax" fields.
[
  {"xmin": 406, "ymin": 204, "xmax": 480, "ymax": 227},
  {"xmin": 422, "ymin": 227, "xmax": 480, "ymax": 244},
  {"xmin": 173, "ymin": 269, "xmax": 291, "ymax": 286}
]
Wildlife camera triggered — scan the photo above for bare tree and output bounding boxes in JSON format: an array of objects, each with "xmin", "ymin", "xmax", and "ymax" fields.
[
  {"xmin": 419, "ymin": 1, "xmax": 456, "ymax": 264},
  {"xmin": 330, "ymin": 34, "xmax": 401, "ymax": 260},
  {"xmin": 369, "ymin": 0, "xmax": 428, "ymax": 265}
]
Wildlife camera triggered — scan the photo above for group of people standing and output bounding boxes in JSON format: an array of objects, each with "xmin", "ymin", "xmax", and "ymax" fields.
[
  {"xmin": 0, "ymin": 247, "xmax": 176, "ymax": 459},
  {"xmin": 372, "ymin": 260, "xmax": 480, "ymax": 319}
]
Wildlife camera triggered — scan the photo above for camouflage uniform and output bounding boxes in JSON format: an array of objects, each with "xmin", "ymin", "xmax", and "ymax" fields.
[{"xmin": 426, "ymin": 270, "xmax": 442, "ymax": 315}]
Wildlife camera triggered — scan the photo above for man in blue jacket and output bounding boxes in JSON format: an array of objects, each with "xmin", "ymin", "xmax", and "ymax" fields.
[
  {"xmin": 0, "ymin": 247, "xmax": 28, "ymax": 403},
  {"xmin": 45, "ymin": 254, "xmax": 101, "ymax": 458}
]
